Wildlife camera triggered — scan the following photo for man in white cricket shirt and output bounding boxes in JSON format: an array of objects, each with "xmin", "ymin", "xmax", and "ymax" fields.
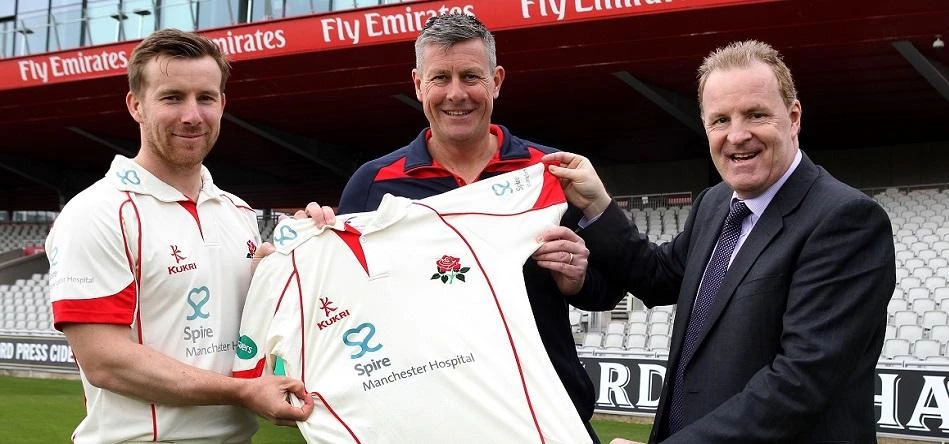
[{"xmin": 45, "ymin": 28, "xmax": 311, "ymax": 443}]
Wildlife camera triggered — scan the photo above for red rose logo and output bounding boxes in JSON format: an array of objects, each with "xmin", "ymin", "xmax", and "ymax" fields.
[
  {"xmin": 431, "ymin": 255, "xmax": 470, "ymax": 284},
  {"xmin": 436, "ymin": 255, "xmax": 461, "ymax": 273}
]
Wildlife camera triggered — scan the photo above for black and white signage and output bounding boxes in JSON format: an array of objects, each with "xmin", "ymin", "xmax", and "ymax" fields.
[
  {"xmin": 0, "ymin": 334, "xmax": 77, "ymax": 371},
  {"xmin": 580, "ymin": 356, "xmax": 949, "ymax": 440},
  {"xmin": 876, "ymin": 367, "xmax": 949, "ymax": 439}
]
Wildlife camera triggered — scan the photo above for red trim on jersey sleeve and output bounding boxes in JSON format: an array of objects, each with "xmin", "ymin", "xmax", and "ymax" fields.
[
  {"xmin": 233, "ymin": 358, "xmax": 266, "ymax": 378},
  {"xmin": 312, "ymin": 391, "xmax": 362, "ymax": 443},
  {"xmin": 178, "ymin": 200, "xmax": 204, "ymax": 237},
  {"xmin": 532, "ymin": 164, "xmax": 567, "ymax": 210},
  {"xmin": 332, "ymin": 224, "xmax": 369, "ymax": 275},
  {"xmin": 52, "ymin": 280, "xmax": 137, "ymax": 331}
]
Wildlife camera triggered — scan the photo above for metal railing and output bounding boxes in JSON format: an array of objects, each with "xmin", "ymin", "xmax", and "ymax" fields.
[{"xmin": 612, "ymin": 192, "xmax": 693, "ymax": 212}]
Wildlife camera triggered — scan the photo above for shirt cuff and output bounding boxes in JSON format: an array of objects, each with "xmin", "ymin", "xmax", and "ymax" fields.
[{"xmin": 577, "ymin": 211, "xmax": 604, "ymax": 230}]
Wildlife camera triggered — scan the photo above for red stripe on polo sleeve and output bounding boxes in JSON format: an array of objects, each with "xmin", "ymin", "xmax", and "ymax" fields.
[
  {"xmin": 52, "ymin": 280, "xmax": 137, "ymax": 331},
  {"xmin": 233, "ymin": 358, "xmax": 266, "ymax": 379}
]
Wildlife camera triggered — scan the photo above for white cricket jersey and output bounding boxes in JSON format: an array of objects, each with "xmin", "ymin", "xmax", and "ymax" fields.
[
  {"xmin": 234, "ymin": 163, "xmax": 592, "ymax": 444},
  {"xmin": 46, "ymin": 155, "xmax": 260, "ymax": 444}
]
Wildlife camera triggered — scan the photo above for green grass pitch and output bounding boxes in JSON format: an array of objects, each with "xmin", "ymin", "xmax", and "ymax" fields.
[{"xmin": 0, "ymin": 375, "xmax": 652, "ymax": 443}]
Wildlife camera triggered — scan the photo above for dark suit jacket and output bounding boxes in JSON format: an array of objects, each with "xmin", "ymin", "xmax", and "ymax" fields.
[{"xmin": 582, "ymin": 154, "xmax": 895, "ymax": 443}]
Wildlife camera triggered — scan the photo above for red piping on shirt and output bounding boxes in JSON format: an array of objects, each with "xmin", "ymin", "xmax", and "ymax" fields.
[
  {"xmin": 311, "ymin": 391, "xmax": 361, "ymax": 443},
  {"xmin": 118, "ymin": 192, "xmax": 157, "ymax": 441},
  {"xmin": 415, "ymin": 202, "xmax": 547, "ymax": 444}
]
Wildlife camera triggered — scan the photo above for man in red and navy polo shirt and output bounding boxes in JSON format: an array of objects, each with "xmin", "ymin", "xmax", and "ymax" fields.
[{"xmin": 337, "ymin": 14, "xmax": 626, "ymax": 443}]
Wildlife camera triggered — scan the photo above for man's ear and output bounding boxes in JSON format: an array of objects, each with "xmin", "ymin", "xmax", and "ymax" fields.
[
  {"xmin": 492, "ymin": 65, "xmax": 505, "ymax": 99},
  {"xmin": 412, "ymin": 68, "xmax": 423, "ymax": 102},
  {"xmin": 789, "ymin": 99, "xmax": 802, "ymax": 141},
  {"xmin": 126, "ymin": 91, "xmax": 143, "ymax": 123}
]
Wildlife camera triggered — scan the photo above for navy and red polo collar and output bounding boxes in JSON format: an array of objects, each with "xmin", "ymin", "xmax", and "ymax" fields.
[{"xmin": 402, "ymin": 124, "xmax": 533, "ymax": 172}]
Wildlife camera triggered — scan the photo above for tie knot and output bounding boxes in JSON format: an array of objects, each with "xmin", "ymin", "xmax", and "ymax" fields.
[{"xmin": 726, "ymin": 200, "xmax": 751, "ymax": 226}]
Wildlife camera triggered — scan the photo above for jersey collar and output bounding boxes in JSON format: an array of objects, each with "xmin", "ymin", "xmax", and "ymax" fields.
[
  {"xmin": 401, "ymin": 124, "xmax": 532, "ymax": 175},
  {"xmin": 106, "ymin": 155, "xmax": 225, "ymax": 203}
]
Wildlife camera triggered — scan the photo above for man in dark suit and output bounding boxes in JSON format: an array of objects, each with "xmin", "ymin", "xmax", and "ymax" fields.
[{"xmin": 541, "ymin": 40, "xmax": 895, "ymax": 443}]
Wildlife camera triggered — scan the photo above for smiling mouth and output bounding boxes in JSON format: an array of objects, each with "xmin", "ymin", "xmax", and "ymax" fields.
[
  {"xmin": 174, "ymin": 133, "xmax": 205, "ymax": 139},
  {"xmin": 443, "ymin": 110, "xmax": 472, "ymax": 117},
  {"xmin": 730, "ymin": 151, "xmax": 759, "ymax": 161}
]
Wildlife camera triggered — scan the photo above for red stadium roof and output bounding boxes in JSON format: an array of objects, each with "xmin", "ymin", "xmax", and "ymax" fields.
[{"xmin": 0, "ymin": 0, "xmax": 946, "ymax": 210}]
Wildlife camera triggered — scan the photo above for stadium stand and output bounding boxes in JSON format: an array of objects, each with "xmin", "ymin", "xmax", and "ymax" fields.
[
  {"xmin": 572, "ymin": 187, "xmax": 949, "ymax": 368},
  {"xmin": 0, "ymin": 273, "xmax": 52, "ymax": 331},
  {"xmin": 0, "ymin": 215, "xmax": 281, "ymax": 335},
  {"xmin": 0, "ymin": 223, "xmax": 49, "ymax": 252}
]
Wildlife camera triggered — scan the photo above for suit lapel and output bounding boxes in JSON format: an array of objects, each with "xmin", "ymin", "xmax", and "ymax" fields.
[{"xmin": 693, "ymin": 154, "xmax": 821, "ymax": 351}]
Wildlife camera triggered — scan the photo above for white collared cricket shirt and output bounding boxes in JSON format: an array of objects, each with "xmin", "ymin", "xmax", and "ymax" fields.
[
  {"xmin": 46, "ymin": 155, "xmax": 260, "ymax": 444},
  {"xmin": 234, "ymin": 163, "xmax": 592, "ymax": 444}
]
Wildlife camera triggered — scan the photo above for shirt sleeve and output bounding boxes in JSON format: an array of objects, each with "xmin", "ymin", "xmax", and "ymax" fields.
[
  {"xmin": 233, "ymin": 253, "xmax": 294, "ymax": 378},
  {"xmin": 46, "ymin": 192, "xmax": 139, "ymax": 330}
]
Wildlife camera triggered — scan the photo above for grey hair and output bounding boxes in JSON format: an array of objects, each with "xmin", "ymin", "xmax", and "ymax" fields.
[{"xmin": 414, "ymin": 13, "xmax": 497, "ymax": 71}]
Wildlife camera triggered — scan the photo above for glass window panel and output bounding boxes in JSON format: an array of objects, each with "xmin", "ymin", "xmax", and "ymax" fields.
[
  {"xmin": 280, "ymin": 0, "xmax": 317, "ymax": 18},
  {"xmin": 159, "ymin": 0, "xmax": 197, "ymax": 31},
  {"xmin": 1, "ymin": 19, "xmax": 15, "ymax": 58},
  {"xmin": 0, "ymin": 2, "xmax": 16, "ymax": 17},
  {"xmin": 248, "ymin": 0, "xmax": 273, "ymax": 22},
  {"xmin": 49, "ymin": 0, "xmax": 83, "ymax": 51},
  {"xmin": 196, "ymin": 0, "xmax": 237, "ymax": 29},
  {"xmin": 310, "ymin": 0, "xmax": 331, "ymax": 14},
  {"xmin": 16, "ymin": 10, "xmax": 50, "ymax": 55},
  {"xmin": 85, "ymin": 0, "xmax": 124, "ymax": 46},
  {"xmin": 16, "ymin": 0, "xmax": 52, "ymax": 14},
  {"xmin": 331, "ymin": 0, "xmax": 356, "ymax": 11},
  {"xmin": 124, "ymin": 0, "xmax": 156, "ymax": 39}
]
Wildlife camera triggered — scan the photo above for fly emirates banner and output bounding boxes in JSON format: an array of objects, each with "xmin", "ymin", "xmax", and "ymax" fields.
[{"xmin": 0, "ymin": 0, "xmax": 772, "ymax": 90}]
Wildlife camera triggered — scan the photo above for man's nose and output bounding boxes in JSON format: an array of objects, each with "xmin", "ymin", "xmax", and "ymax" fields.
[
  {"xmin": 179, "ymin": 98, "xmax": 202, "ymax": 124},
  {"xmin": 726, "ymin": 120, "xmax": 752, "ymax": 145},
  {"xmin": 445, "ymin": 77, "xmax": 467, "ymax": 102}
]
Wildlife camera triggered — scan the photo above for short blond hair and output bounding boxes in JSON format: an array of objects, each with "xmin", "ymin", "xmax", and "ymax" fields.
[{"xmin": 697, "ymin": 40, "xmax": 797, "ymax": 109}]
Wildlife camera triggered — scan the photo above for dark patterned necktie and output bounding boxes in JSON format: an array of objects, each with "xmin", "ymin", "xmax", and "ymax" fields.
[{"xmin": 667, "ymin": 199, "xmax": 751, "ymax": 434}]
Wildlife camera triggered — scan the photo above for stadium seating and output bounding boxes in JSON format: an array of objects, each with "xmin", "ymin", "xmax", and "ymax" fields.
[
  {"xmin": 0, "ymin": 223, "xmax": 50, "ymax": 252},
  {"xmin": 0, "ymin": 272, "xmax": 52, "ymax": 332},
  {"xmin": 874, "ymin": 188, "xmax": 949, "ymax": 366},
  {"xmin": 573, "ymin": 188, "xmax": 949, "ymax": 368}
]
